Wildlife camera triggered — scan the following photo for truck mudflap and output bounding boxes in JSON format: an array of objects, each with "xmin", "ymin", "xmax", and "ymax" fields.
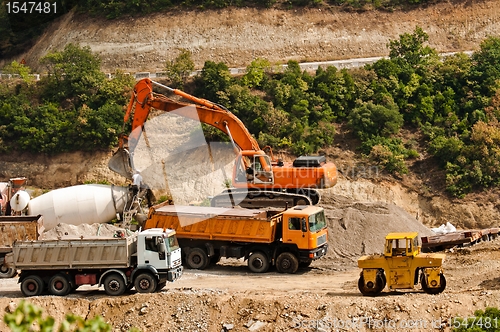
[
  {"xmin": 166, "ymin": 266, "xmax": 183, "ymax": 282},
  {"xmin": 299, "ymin": 243, "xmax": 329, "ymax": 260}
]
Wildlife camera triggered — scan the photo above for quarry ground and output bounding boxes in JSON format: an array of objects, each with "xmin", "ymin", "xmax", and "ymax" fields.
[
  {"xmin": 0, "ymin": 239, "xmax": 499, "ymax": 332},
  {"xmin": 1, "ymin": 0, "xmax": 500, "ymax": 331}
]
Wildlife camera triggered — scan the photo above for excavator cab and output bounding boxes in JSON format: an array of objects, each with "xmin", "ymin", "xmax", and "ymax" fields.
[{"xmin": 246, "ymin": 155, "xmax": 274, "ymax": 184}]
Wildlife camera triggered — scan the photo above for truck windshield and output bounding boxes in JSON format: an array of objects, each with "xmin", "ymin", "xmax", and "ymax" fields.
[
  {"xmin": 166, "ymin": 235, "xmax": 180, "ymax": 252},
  {"xmin": 308, "ymin": 211, "xmax": 326, "ymax": 232}
]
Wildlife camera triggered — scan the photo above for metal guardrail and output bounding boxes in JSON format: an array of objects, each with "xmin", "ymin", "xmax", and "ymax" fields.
[{"xmin": 0, "ymin": 51, "xmax": 474, "ymax": 81}]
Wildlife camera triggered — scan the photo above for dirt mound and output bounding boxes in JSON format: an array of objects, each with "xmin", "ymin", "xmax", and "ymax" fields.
[
  {"xmin": 321, "ymin": 194, "xmax": 434, "ymax": 258},
  {"xmin": 40, "ymin": 223, "xmax": 129, "ymax": 240}
]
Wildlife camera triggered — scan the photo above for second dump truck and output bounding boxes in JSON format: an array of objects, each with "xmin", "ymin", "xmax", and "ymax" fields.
[
  {"xmin": 144, "ymin": 203, "xmax": 328, "ymax": 274},
  {"xmin": 0, "ymin": 215, "xmax": 43, "ymax": 278},
  {"xmin": 5, "ymin": 228, "xmax": 183, "ymax": 297}
]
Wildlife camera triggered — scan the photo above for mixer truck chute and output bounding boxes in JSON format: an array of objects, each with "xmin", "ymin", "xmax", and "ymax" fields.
[{"xmin": 109, "ymin": 78, "xmax": 338, "ymax": 209}]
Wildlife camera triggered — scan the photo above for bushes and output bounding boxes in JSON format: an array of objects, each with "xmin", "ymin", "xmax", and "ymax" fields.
[
  {"xmin": 453, "ymin": 307, "xmax": 500, "ymax": 332},
  {"xmin": 2, "ymin": 300, "xmax": 126, "ymax": 332},
  {"xmin": 0, "ymin": 44, "xmax": 134, "ymax": 153}
]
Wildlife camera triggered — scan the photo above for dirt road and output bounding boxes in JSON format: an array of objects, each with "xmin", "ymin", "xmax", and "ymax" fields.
[{"xmin": 0, "ymin": 239, "xmax": 499, "ymax": 332}]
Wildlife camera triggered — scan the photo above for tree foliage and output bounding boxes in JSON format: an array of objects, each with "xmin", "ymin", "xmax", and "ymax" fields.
[
  {"xmin": 0, "ymin": 44, "xmax": 134, "ymax": 153},
  {"xmin": 164, "ymin": 49, "xmax": 195, "ymax": 89},
  {"xmin": 2, "ymin": 300, "xmax": 137, "ymax": 332}
]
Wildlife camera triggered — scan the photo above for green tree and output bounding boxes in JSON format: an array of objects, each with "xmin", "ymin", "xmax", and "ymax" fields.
[
  {"xmin": 347, "ymin": 101, "xmax": 403, "ymax": 140},
  {"xmin": 2, "ymin": 61, "xmax": 34, "ymax": 83},
  {"xmin": 241, "ymin": 58, "xmax": 271, "ymax": 88},
  {"xmin": 40, "ymin": 43, "xmax": 105, "ymax": 105},
  {"xmin": 194, "ymin": 61, "xmax": 232, "ymax": 102},
  {"xmin": 388, "ymin": 26, "xmax": 438, "ymax": 70},
  {"xmin": 164, "ymin": 49, "xmax": 195, "ymax": 88},
  {"xmin": 467, "ymin": 36, "xmax": 500, "ymax": 113}
]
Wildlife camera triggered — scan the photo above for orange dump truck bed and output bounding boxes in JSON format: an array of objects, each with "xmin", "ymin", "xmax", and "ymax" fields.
[{"xmin": 145, "ymin": 205, "xmax": 280, "ymax": 243}]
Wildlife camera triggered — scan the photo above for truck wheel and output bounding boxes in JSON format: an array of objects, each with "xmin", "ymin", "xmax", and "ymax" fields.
[
  {"xmin": 156, "ymin": 281, "xmax": 167, "ymax": 292},
  {"xmin": 21, "ymin": 275, "xmax": 44, "ymax": 297},
  {"xmin": 299, "ymin": 259, "xmax": 313, "ymax": 268},
  {"xmin": 186, "ymin": 248, "xmax": 209, "ymax": 270},
  {"xmin": 103, "ymin": 273, "xmax": 126, "ymax": 296},
  {"xmin": 48, "ymin": 274, "xmax": 71, "ymax": 296},
  {"xmin": 358, "ymin": 271, "xmax": 384, "ymax": 296},
  {"xmin": 248, "ymin": 252, "xmax": 269, "ymax": 273},
  {"xmin": 0, "ymin": 265, "xmax": 17, "ymax": 278},
  {"xmin": 422, "ymin": 274, "xmax": 446, "ymax": 295},
  {"xmin": 276, "ymin": 252, "xmax": 299, "ymax": 274},
  {"xmin": 134, "ymin": 273, "xmax": 157, "ymax": 293}
]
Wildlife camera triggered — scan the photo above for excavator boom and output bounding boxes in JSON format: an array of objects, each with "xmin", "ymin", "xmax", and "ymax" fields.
[{"xmin": 126, "ymin": 78, "xmax": 260, "ymax": 152}]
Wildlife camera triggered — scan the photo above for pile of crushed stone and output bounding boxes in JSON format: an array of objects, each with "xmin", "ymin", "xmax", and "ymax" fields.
[
  {"xmin": 322, "ymin": 194, "xmax": 435, "ymax": 258},
  {"xmin": 38, "ymin": 194, "xmax": 434, "ymax": 260},
  {"xmin": 40, "ymin": 223, "xmax": 130, "ymax": 240}
]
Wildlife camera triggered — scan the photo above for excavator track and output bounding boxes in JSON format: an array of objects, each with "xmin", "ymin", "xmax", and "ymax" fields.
[{"xmin": 210, "ymin": 188, "xmax": 320, "ymax": 209}]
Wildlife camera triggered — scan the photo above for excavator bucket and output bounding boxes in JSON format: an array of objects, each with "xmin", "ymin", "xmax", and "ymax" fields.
[{"xmin": 108, "ymin": 148, "xmax": 134, "ymax": 180}]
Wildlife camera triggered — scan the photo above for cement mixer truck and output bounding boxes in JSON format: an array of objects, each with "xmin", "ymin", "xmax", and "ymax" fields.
[
  {"xmin": 4, "ymin": 228, "xmax": 183, "ymax": 296},
  {"xmin": 27, "ymin": 184, "xmax": 144, "ymax": 230}
]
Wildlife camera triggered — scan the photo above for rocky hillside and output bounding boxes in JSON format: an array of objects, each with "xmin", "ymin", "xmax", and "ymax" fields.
[{"xmin": 8, "ymin": 0, "xmax": 500, "ymax": 73}]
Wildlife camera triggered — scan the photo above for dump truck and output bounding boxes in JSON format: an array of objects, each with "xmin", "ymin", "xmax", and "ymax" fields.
[
  {"xmin": 0, "ymin": 215, "xmax": 43, "ymax": 278},
  {"xmin": 4, "ymin": 228, "xmax": 183, "ymax": 297},
  {"xmin": 357, "ymin": 232, "xmax": 446, "ymax": 296},
  {"xmin": 144, "ymin": 203, "xmax": 328, "ymax": 274}
]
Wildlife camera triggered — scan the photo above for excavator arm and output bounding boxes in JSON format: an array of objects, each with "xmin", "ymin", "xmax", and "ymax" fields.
[
  {"xmin": 125, "ymin": 78, "xmax": 260, "ymax": 152},
  {"xmin": 109, "ymin": 78, "xmax": 262, "ymax": 178}
]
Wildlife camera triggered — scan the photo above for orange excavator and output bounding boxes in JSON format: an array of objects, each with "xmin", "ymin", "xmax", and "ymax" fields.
[{"xmin": 108, "ymin": 78, "xmax": 337, "ymax": 208}]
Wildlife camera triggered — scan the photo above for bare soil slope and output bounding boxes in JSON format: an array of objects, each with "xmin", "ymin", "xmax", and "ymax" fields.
[{"xmin": 14, "ymin": 0, "xmax": 500, "ymax": 73}]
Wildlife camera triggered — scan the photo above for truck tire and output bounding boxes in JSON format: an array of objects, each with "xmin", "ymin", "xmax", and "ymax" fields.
[
  {"xmin": 276, "ymin": 252, "xmax": 299, "ymax": 274},
  {"xmin": 21, "ymin": 275, "xmax": 44, "ymax": 297},
  {"xmin": 156, "ymin": 281, "xmax": 167, "ymax": 292},
  {"xmin": 421, "ymin": 273, "xmax": 446, "ymax": 295},
  {"xmin": 299, "ymin": 259, "xmax": 313, "ymax": 268},
  {"xmin": 134, "ymin": 272, "xmax": 158, "ymax": 293},
  {"xmin": 0, "ymin": 265, "xmax": 17, "ymax": 278},
  {"xmin": 248, "ymin": 251, "xmax": 269, "ymax": 273},
  {"xmin": 103, "ymin": 273, "xmax": 126, "ymax": 296},
  {"xmin": 48, "ymin": 274, "xmax": 71, "ymax": 296},
  {"xmin": 186, "ymin": 248, "xmax": 209, "ymax": 270}
]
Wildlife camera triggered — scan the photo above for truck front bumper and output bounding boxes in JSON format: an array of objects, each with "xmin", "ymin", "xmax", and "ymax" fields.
[
  {"xmin": 167, "ymin": 266, "xmax": 183, "ymax": 282},
  {"xmin": 300, "ymin": 243, "xmax": 329, "ymax": 260}
]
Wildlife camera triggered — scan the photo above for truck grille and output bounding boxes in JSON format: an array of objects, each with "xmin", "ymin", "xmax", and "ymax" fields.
[
  {"xmin": 173, "ymin": 258, "xmax": 182, "ymax": 268},
  {"xmin": 317, "ymin": 234, "xmax": 327, "ymax": 246}
]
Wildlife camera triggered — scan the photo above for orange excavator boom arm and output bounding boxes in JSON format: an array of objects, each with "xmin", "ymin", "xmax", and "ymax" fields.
[{"xmin": 125, "ymin": 78, "xmax": 261, "ymax": 152}]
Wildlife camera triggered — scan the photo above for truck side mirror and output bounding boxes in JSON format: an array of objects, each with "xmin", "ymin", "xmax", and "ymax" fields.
[
  {"xmin": 301, "ymin": 218, "xmax": 307, "ymax": 233},
  {"xmin": 157, "ymin": 238, "xmax": 165, "ymax": 253}
]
